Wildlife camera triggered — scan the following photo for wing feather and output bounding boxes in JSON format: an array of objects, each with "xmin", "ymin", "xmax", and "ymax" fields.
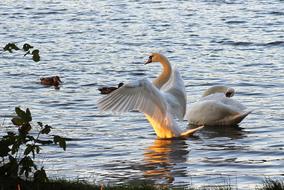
[
  {"xmin": 112, "ymin": 94, "xmax": 129, "ymax": 111},
  {"xmin": 97, "ymin": 79, "xmax": 168, "ymax": 122},
  {"xmin": 161, "ymin": 67, "xmax": 187, "ymax": 120},
  {"xmin": 100, "ymin": 93, "xmax": 124, "ymax": 110}
]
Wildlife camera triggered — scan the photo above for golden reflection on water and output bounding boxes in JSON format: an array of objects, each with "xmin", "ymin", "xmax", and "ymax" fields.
[
  {"xmin": 141, "ymin": 126, "xmax": 246, "ymax": 186},
  {"xmin": 143, "ymin": 139, "xmax": 189, "ymax": 185}
]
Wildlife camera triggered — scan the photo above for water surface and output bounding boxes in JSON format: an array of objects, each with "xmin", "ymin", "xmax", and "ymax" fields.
[{"xmin": 0, "ymin": 0, "xmax": 283, "ymax": 189}]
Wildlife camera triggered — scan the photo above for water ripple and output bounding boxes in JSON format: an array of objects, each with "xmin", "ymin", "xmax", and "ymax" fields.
[{"xmin": 0, "ymin": 0, "xmax": 283, "ymax": 189}]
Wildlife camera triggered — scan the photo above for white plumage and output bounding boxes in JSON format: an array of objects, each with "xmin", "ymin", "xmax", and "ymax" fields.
[
  {"xmin": 99, "ymin": 78, "xmax": 167, "ymax": 125},
  {"xmin": 98, "ymin": 53, "xmax": 203, "ymax": 139},
  {"xmin": 185, "ymin": 86, "xmax": 251, "ymax": 126}
]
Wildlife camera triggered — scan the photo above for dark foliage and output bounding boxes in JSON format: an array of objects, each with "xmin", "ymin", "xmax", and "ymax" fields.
[
  {"xmin": 257, "ymin": 178, "xmax": 284, "ymax": 190},
  {"xmin": 0, "ymin": 107, "xmax": 66, "ymax": 182},
  {"xmin": 3, "ymin": 42, "xmax": 40, "ymax": 62},
  {"xmin": 3, "ymin": 43, "xmax": 20, "ymax": 53},
  {"xmin": 0, "ymin": 177, "xmax": 162, "ymax": 190}
]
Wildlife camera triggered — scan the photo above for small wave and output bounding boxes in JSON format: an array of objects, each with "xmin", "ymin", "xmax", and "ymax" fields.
[
  {"xmin": 81, "ymin": 83, "xmax": 97, "ymax": 87},
  {"xmin": 237, "ymin": 82, "xmax": 278, "ymax": 88},
  {"xmin": 33, "ymin": 11, "xmax": 65, "ymax": 15},
  {"xmin": 130, "ymin": 72, "xmax": 145, "ymax": 76},
  {"xmin": 228, "ymin": 41, "xmax": 254, "ymax": 46},
  {"xmin": 268, "ymin": 11, "xmax": 284, "ymax": 16},
  {"xmin": 212, "ymin": 40, "xmax": 284, "ymax": 47},
  {"xmin": 265, "ymin": 41, "xmax": 284, "ymax": 46},
  {"xmin": 225, "ymin": 20, "xmax": 247, "ymax": 24}
]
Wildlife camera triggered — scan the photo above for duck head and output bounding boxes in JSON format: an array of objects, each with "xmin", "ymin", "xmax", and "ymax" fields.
[
  {"xmin": 118, "ymin": 82, "xmax": 124, "ymax": 88},
  {"xmin": 53, "ymin": 76, "xmax": 62, "ymax": 84}
]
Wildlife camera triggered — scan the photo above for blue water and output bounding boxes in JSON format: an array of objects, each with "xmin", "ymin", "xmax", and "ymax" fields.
[{"xmin": 0, "ymin": 1, "xmax": 283, "ymax": 189}]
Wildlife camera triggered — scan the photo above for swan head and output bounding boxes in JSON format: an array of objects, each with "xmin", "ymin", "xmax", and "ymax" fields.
[
  {"xmin": 225, "ymin": 87, "xmax": 235, "ymax": 97},
  {"xmin": 145, "ymin": 53, "xmax": 167, "ymax": 64},
  {"xmin": 202, "ymin": 86, "xmax": 235, "ymax": 98}
]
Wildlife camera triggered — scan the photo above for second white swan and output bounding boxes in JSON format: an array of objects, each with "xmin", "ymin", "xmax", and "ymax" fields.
[{"xmin": 185, "ymin": 85, "xmax": 251, "ymax": 127}]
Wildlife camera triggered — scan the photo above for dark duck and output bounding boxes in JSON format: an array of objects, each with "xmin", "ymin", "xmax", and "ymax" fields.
[
  {"xmin": 40, "ymin": 76, "xmax": 62, "ymax": 87},
  {"xmin": 98, "ymin": 82, "xmax": 124, "ymax": 94}
]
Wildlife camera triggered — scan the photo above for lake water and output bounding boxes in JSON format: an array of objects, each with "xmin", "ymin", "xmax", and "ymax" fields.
[{"xmin": 0, "ymin": 0, "xmax": 283, "ymax": 189}]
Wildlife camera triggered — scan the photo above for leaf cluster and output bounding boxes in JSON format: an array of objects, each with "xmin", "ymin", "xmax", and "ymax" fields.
[
  {"xmin": 0, "ymin": 107, "xmax": 66, "ymax": 182},
  {"xmin": 3, "ymin": 43, "xmax": 20, "ymax": 53},
  {"xmin": 3, "ymin": 42, "xmax": 40, "ymax": 62}
]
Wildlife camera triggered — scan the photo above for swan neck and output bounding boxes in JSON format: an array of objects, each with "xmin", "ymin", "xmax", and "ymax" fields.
[{"xmin": 153, "ymin": 57, "xmax": 172, "ymax": 89}]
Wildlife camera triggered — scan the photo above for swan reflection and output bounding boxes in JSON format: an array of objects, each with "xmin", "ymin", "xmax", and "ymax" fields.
[
  {"xmin": 143, "ymin": 139, "xmax": 189, "ymax": 185},
  {"xmin": 198, "ymin": 125, "xmax": 247, "ymax": 140}
]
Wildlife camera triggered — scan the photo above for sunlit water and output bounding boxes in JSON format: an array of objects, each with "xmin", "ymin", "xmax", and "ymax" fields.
[{"xmin": 0, "ymin": 0, "xmax": 283, "ymax": 189}]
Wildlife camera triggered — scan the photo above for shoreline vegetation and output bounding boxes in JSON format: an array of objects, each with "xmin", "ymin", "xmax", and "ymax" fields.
[{"xmin": 0, "ymin": 176, "xmax": 283, "ymax": 190}]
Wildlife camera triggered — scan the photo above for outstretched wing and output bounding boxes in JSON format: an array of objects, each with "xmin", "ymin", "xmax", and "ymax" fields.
[{"xmin": 97, "ymin": 78, "xmax": 168, "ymax": 122}]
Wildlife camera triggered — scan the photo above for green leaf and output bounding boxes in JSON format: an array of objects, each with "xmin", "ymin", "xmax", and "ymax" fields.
[
  {"xmin": 10, "ymin": 43, "xmax": 20, "ymax": 50},
  {"xmin": 32, "ymin": 149, "xmax": 35, "ymax": 159},
  {"xmin": 0, "ymin": 157, "xmax": 18, "ymax": 178},
  {"xmin": 34, "ymin": 167, "xmax": 48, "ymax": 182},
  {"xmin": 32, "ymin": 54, "xmax": 40, "ymax": 62},
  {"xmin": 37, "ymin": 122, "xmax": 43, "ymax": 127},
  {"xmin": 53, "ymin": 135, "xmax": 60, "ymax": 144},
  {"xmin": 11, "ymin": 143, "xmax": 20, "ymax": 155},
  {"xmin": 35, "ymin": 145, "xmax": 41, "ymax": 154},
  {"xmin": 0, "ymin": 141, "xmax": 11, "ymax": 157},
  {"xmin": 19, "ymin": 123, "xmax": 32, "ymax": 134},
  {"xmin": 24, "ymin": 145, "xmax": 38, "ymax": 158},
  {"xmin": 25, "ymin": 108, "xmax": 32, "ymax": 122},
  {"xmin": 19, "ymin": 156, "xmax": 37, "ymax": 178},
  {"xmin": 24, "ymin": 145, "xmax": 33, "ymax": 156},
  {"xmin": 53, "ymin": 136, "xmax": 66, "ymax": 151},
  {"xmin": 11, "ymin": 117, "xmax": 24, "ymax": 126},
  {"xmin": 59, "ymin": 138, "xmax": 66, "ymax": 151},
  {"xmin": 14, "ymin": 107, "xmax": 32, "ymax": 123},
  {"xmin": 23, "ymin": 43, "xmax": 33, "ymax": 52},
  {"xmin": 11, "ymin": 137, "xmax": 23, "ymax": 155},
  {"xmin": 41, "ymin": 125, "xmax": 52, "ymax": 134},
  {"xmin": 15, "ymin": 107, "xmax": 26, "ymax": 119},
  {"xmin": 35, "ymin": 139, "xmax": 53, "ymax": 145},
  {"xmin": 2, "ymin": 133, "xmax": 16, "ymax": 146},
  {"xmin": 26, "ymin": 135, "xmax": 35, "ymax": 141},
  {"xmin": 3, "ymin": 44, "xmax": 10, "ymax": 51},
  {"xmin": 3, "ymin": 43, "xmax": 20, "ymax": 53},
  {"xmin": 19, "ymin": 166, "xmax": 25, "ymax": 176},
  {"xmin": 7, "ymin": 132, "xmax": 16, "ymax": 136}
]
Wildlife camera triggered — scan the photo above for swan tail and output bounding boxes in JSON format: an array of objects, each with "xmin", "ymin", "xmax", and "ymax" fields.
[
  {"xmin": 180, "ymin": 125, "xmax": 204, "ymax": 138},
  {"xmin": 231, "ymin": 110, "xmax": 252, "ymax": 125}
]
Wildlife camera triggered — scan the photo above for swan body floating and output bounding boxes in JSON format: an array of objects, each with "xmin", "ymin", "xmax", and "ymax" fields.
[
  {"xmin": 185, "ymin": 85, "xmax": 251, "ymax": 127},
  {"xmin": 98, "ymin": 53, "xmax": 203, "ymax": 139},
  {"xmin": 98, "ymin": 82, "xmax": 124, "ymax": 94}
]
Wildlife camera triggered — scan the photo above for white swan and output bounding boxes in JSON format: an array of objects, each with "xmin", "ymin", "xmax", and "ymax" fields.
[
  {"xmin": 202, "ymin": 85, "xmax": 235, "ymax": 98},
  {"xmin": 185, "ymin": 85, "xmax": 251, "ymax": 127},
  {"xmin": 98, "ymin": 53, "xmax": 203, "ymax": 139}
]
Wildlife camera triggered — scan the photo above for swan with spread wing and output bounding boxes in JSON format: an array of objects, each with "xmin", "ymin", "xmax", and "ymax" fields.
[{"xmin": 97, "ymin": 53, "xmax": 203, "ymax": 139}]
